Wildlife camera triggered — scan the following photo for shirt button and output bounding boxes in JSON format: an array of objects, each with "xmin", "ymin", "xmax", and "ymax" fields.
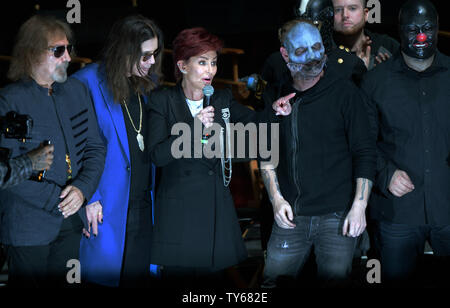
[
  {"xmin": 425, "ymin": 149, "xmax": 429, "ymax": 153},
  {"xmin": 208, "ymin": 170, "xmax": 214, "ymax": 176},
  {"xmin": 422, "ymin": 91, "xmax": 426, "ymax": 96},
  {"xmin": 425, "ymin": 169, "xmax": 430, "ymax": 173},
  {"xmin": 126, "ymin": 167, "xmax": 131, "ymax": 171}
]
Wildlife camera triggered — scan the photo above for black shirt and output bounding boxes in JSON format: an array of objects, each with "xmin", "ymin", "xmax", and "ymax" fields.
[
  {"xmin": 121, "ymin": 92, "xmax": 151, "ymax": 205},
  {"xmin": 361, "ymin": 50, "xmax": 450, "ymax": 226},
  {"xmin": 263, "ymin": 65, "xmax": 376, "ymax": 216}
]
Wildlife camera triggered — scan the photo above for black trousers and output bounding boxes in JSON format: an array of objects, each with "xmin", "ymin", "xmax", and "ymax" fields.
[
  {"xmin": 119, "ymin": 200, "xmax": 153, "ymax": 288},
  {"xmin": 6, "ymin": 214, "xmax": 83, "ymax": 288}
]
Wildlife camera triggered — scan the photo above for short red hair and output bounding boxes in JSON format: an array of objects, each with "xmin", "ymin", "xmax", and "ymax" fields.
[{"xmin": 172, "ymin": 27, "xmax": 223, "ymax": 81}]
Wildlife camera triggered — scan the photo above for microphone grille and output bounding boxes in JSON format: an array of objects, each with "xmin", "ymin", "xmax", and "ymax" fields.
[{"xmin": 202, "ymin": 85, "xmax": 214, "ymax": 97}]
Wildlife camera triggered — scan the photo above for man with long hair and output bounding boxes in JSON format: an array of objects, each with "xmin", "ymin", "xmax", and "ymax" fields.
[
  {"xmin": 72, "ymin": 15, "xmax": 163, "ymax": 287},
  {"xmin": 0, "ymin": 15, "xmax": 105, "ymax": 287}
]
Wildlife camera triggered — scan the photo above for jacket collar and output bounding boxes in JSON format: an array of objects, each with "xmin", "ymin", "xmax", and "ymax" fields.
[{"xmin": 171, "ymin": 82, "xmax": 197, "ymax": 126}]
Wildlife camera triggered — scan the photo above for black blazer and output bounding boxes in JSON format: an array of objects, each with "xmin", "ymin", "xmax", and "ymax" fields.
[
  {"xmin": 148, "ymin": 83, "xmax": 276, "ymax": 269},
  {"xmin": 0, "ymin": 78, "xmax": 106, "ymax": 246}
]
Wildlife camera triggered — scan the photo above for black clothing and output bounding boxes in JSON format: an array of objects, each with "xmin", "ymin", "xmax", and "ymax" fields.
[
  {"xmin": 6, "ymin": 214, "xmax": 83, "ymax": 287},
  {"xmin": 119, "ymin": 202, "xmax": 152, "ymax": 287},
  {"xmin": 148, "ymin": 84, "xmax": 278, "ymax": 270},
  {"xmin": 0, "ymin": 155, "xmax": 33, "ymax": 189},
  {"xmin": 0, "ymin": 78, "xmax": 105, "ymax": 246},
  {"xmin": 119, "ymin": 92, "xmax": 153, "ymax": 286},
  {"xmin": 263, "ymin": 65, "xmax": 376, "ymax": 216},
  {"xmin": 375, "ymin": 220, "xmax": 450, "ymax": 284},
  {"xmin": 361, "ymin": 50, "xmax": 450, "ymax": 226},
  {"xmin": 121, "ymin": 93, "xmax": 151, "ymax": 205},
  {"xmin": 334, "ymin": 29, "xmax": 400, "ymax": 70}
]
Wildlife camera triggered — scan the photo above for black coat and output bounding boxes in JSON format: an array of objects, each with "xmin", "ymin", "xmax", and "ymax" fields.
[{"xmin": 148, "ymin": 83, "xmax": 277, "ymax": 270}]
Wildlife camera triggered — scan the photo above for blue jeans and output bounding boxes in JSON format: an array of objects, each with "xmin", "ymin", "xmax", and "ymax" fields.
[
  {"xmin": 376, "ymin": 221, "xmax": 450, "ymax": 282},
  {"xmin": 262, "ymin": 211, "xmax": 357, "ymax": 287}
]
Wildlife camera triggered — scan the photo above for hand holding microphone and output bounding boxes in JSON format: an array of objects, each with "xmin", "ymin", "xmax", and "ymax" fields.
[
  {"xmin": 197, "ymin": 85, "xmax": 215, "ymax": 131},
  {"xmin": 197, "ymin": 106, "xmax": 215, "ymax": 128}
]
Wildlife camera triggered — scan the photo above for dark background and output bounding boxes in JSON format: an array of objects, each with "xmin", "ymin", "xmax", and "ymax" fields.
[{"xmin": 0, "ymin": 0, "xmax": 449, "ymax": 85}]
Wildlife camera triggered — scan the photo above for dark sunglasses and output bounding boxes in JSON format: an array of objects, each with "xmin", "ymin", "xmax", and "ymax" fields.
[
  {"xmin": 141, "ymin": 49, "xmax": 159, "ymax": 62},
  {"xmin": 48, "ymin": 44, "xmax": 73, "ymax": 58}
]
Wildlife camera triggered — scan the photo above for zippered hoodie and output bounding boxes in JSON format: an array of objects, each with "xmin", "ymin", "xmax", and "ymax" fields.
[{"xmin": 263, "ymin": 64, "xmax": 376, "ymax": 216}]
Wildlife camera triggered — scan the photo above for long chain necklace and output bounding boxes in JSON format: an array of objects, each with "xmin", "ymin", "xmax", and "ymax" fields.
[{"xmin": 123, "ymin": 94, "xmax": 144, "ymax": 152}]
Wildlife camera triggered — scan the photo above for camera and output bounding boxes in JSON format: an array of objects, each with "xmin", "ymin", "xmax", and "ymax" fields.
[
  {"xmin": 0, "ymin": 111, "xmax": 33, "ymax": 162},
  {"xmin": 0, "ymin": 111, "xmax": 33, "ymax": 140}
]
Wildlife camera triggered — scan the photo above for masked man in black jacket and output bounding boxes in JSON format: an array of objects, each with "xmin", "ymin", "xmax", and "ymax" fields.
[
  {"xmin": 261, "ymin": 19, "xmax": 376, "ymax": 287},
  {"xmin": 361, "ymin": 0, "xmax": 450, "ymax": 284}
]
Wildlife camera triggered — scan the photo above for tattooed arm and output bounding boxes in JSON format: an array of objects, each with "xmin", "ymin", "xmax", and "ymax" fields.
[
  {"xmin": 260, "ymin": 164, "xmax": 296, "ymax": 229},
  {"xmin": 342, "ymin": 177, "xmax": 373, "ymax": 237}
]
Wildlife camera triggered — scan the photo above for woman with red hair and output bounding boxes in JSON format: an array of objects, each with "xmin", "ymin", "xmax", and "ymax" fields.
[{"xmin": 148, "ymin": 27, "xmax": 293, "ymax": 286}]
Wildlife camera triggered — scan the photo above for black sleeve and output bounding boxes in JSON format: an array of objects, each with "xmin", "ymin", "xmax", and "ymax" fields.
[
  {"xmin": 342, "ymin": 84, "xmax": 377, "ymax": 182},
  {"xmin": 351, "ymin": 57, "xmax": 368, "ymax": 87},
  {"xmin": 0, "ymin": 155, "xmax": 33, "ymax": 189},
  {"xmin": 70, "ymin": 83, "xmax": 106, "ymax": 202},
  {"xmin": 360, "ymin": 74, "xmax": 397, "ymax": 197}
]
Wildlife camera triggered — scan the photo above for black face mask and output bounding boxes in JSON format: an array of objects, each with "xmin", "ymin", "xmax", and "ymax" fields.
[
  {"xmin": 399, "ymin": 0, "xmax": 439, "ymax": 59},
  {"xmin": 295, "ymin": 0, "xmax": 334, "ymax": 53}
]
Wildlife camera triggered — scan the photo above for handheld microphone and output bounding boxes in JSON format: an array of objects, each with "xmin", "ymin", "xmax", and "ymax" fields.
[
  {"xmin": 202, "ymin": 85, "xmax": 214, "ymax": 107},
  {"xmin": 201, "ymin": 85, "xmax": 214, "ymax": 145}
]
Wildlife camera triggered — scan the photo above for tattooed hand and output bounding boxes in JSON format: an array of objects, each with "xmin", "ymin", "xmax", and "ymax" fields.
[
  {"xmin": 261, "ymin": 167, "xmax": 296, "ymax": 229},
  {"xmin": 27, "ymin": 142, "xmax": 54, "ymax": 171},
  {"xmin": 344, "ymin": 178, "xmax": 373, "ymax": 237}
]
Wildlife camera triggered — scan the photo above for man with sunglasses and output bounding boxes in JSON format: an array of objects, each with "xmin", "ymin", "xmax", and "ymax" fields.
[
  {"xmin": 260, "ymin": 19, "xmax": 376, "ymax": 287},
  {"xmin": 72, "ymin": 15, "xmax": 163, "ymax": 287},
  {"xmin": 0, "ymin": 15, "xmax": 105, "ymax": 287}
]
